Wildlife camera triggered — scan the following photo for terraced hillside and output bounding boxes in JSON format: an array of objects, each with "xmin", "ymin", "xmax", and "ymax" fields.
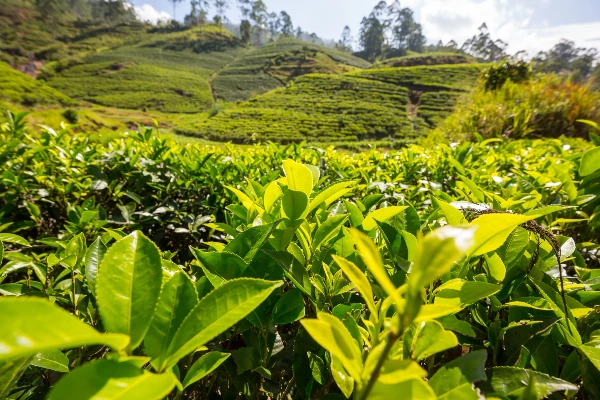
[
  {"xmin": 375, "ymin": 52, "xmax": 475, "ymax": 68},
  {"xmin": 211, "ymin": 38, "xmax": 372, "ymax": 102},
  {"xmin": 177, "ymin": 63, "xmax": 486, "ymax": 143},
  {"xmin": 0, "ymin": 62, "xmax": 75, "ymax": 107},
  {"xmin": 45, "ymin": 26, "xmax": 247, "ymax": 113}
]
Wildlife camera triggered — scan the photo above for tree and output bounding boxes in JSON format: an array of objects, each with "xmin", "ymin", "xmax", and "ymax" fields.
[
  {"xmin": 168, "ymin": 0, "xmax": 184, "ymax": 21},
  {"xmin": 359, "ymin": 15, "xmax": 385, "ymax": 61},
  {"xmin": 240, "ymin": 19, "xmax": 252, "ymax": 44},
  {"xmin": 249, "ymin": 0, "xmax": 268, "ymax": 44},
  {"xmin": 461, "ymin": 23, "xmax": 508, "ymax": 62},
  {"xmin": 336, "ymin": 26, "xmax": 353, "ymax": 52},
  {"xmin": 185, "ymin": 0, "xmax": 210, "ymax": 26},
  {"xmin": 250, "ymin": 0, "xmax": 267, "ymax": 28},
  {"xmin": 533, "ymin": 39, "xmax": 598, "ymax": 82},
  {"xmin": 295, "ymin": 27, "xmax": 303, "ymax": 39},
  {"xmin": 279, "ymin": 11, "xmax": 293, "ymax": 37},
  {"xmin": 90, "ymin": 0, "xmax": 136, "ymax": 25},
  {"xmin": 267, "ymin": 12, "xmax": 279, "ymax": 37}
]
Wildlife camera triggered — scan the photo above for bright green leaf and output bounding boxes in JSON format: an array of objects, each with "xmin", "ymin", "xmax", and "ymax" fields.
[
  {"xmin": 146, "ymin": 272, "xmax": 198, "ymax": 371},
  {"xmin": 272, "ymin": 289, "xmax": 305, "ymax": 324},
  {"xmin": 97, "ymin": 231, "xmax": 163, "ymax": 352},
  {"xmin": 84, "ymin": 237, "xmax": 107, "ymax": 297},
  {"xmin": 301, "ymin": 312, "xmax": 363, "ymax": 383},
  {"xmin": 164, "ymin": 278, "xmax": 282, "ymax": 369},
  {"xmin": 580, "ymin": 147, "xmax": 600, "ymax": 176},
  {"xmin": 31, "ymin": 349, "xmax": 69, "ymax": 372},
  {"xmin": 0, "ymin": 297, "xmax": 128, "ymax": 361},
  {"xmin": 47, "ymin": 359, "xmax": 177, "ymax": 400},
  {"xmin": 410, "ymin": 321, "xmax": 458, "ymax": 361},
  {"xmin": 434, "ymin": 279, "xmax": 501, "ymax": 309},
  {"xmin": 283, "ymin": 159, "xmax": 314, "ymax": 196},
  {"xmin": 362, "ymin": 206, "xmax": 408, "ymax": 232},
  {"xmin": 332, "ymin": 255, "xmax": 377, "ymax": 316},
  {"xmin": 183, "ymin": 351, "xmax": 230, "ymax": 388}
]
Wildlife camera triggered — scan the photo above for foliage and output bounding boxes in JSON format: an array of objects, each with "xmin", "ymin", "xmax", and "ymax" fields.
[
  {"xmin": 211, "ymin": 37, "xmax": 371, "ymax": 102},
  {"xmin": 0, "ymin": 62, "xmax": 75, "ymax": 107},
  {"xmin": 533, "ymin": 39, "xmax": 598, "ymax": 83},
  {"xmin": 482, "ymin": 60, "xmax": 531, "ymax": 91},
  {"xmin": 1, "ymin": 118, "xmax": 600, "ymax": 398},
  {"xmin": 191, "ymin": 64, "xmax": 484, "ymax": 143},
  {"xmin": 44, "ymin": 26, "xmax": 245, "ymax": 113},
  {"xmin": 461, "ymin": 23, "xmax": 508, "ymax": 62},
  {"xmin": 375, "ymin": 52, "xmax": 475, "ymax": 68},
  {"xmin": 436, "ymin": 73, "xmax": 600, "ymax": 140}
]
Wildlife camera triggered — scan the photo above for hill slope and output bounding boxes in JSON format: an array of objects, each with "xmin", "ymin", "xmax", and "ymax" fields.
[
  {"xmin": 375, "ymin": 52, "xmax": 475, "ymax": 68},
  {"xmin": 211, "ymin": 38, "xmax": 372, "ymax": 102},
  {"xmin": 44, "ymin": 26, "xmax": 247, "ymax": 113},
  {"xmin": 176, "ymin": 63, "xmax": 486, "ymax": 143},
  {"xmin": 0, "ymin": 62, "xmax": 75, "ymax": 107}
]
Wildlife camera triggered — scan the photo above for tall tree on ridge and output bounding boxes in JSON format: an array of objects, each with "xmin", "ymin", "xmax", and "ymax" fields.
[
  {"xmin": 337, "ymin": 26, "xmax": 353, "ymax": 52},
  {"xmin": 279, "ymin": 11, "xmax": 294, "ymax": 37},
  {"xmin": 185, "ymin": 0, "xmax": 210, "ymax": 26}
]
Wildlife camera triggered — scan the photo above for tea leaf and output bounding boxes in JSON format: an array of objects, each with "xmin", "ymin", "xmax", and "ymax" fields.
[
  {"xmin": 164, "ymin": 278, "xmax": 282, "ymax": 368},
  {"xmin": 146, "ymin": 272, "xmax": 198, "ymax": 370},
  {"xmin": 183, "ymin": 351, "xmax": 230, "ymax": 388},
  {"xmin": 47, "ymin": 359, "xmax": 177, "ymax": 400},
  {"xmin": 0, "ymin": 297, "xmax": 128, "ymax": 361},
  {"xmin": 97, "ymin": 231, "xmax": 163, "ymax": 352},
  {"xmin": 301, "ymin": 312, "xmax": 363, "ymax": 383}
]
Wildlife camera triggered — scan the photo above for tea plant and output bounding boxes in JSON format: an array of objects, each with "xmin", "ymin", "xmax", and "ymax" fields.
[{"xmin": 1, "ymin": 119, "xmax": 600, "ymax": 398}]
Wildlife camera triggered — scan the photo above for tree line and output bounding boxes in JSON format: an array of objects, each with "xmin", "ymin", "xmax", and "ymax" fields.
[
  {"xmin": 167, "ymin": 0, "xmax": 326, "ymax": 47},
  {"xmin": 353, "ymin": 1, "xmax": 598, "ymax": 83},
  {"xmin": 32, "ymin": 0, "xmax": 599, "ymax": 83}
]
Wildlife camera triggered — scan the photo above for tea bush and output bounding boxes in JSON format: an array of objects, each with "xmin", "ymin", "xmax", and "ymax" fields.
[
  {"xmin": 436, "ymin": 74, "xmax": 600, "ymax": 141},
  {"xmin": 1, "ymin": 116, "xmax": 600, "ymax": 399},
  {"xmin": 185, "ymin": 64, "xmax": 484, "ymax": 143},
  {"xmin": 211, "ymin": 38, "xmax": 371, "ymax": 102}
]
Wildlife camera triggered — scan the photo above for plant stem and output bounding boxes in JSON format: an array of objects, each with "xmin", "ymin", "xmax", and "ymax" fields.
[
  {"xmin": 359, "ymin": 330, "xmax": 400, "ymax": 400},
  {"xmin": 71, "ymin": 268, "xmax": 78, "ymax": 316},
  {"xmin": 279, "ymin": 376, "xmax": 295, "ymax": 400}
]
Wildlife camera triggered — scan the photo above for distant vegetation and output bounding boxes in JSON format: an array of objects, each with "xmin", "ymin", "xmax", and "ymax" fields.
[
  {"xmin": 211, "ymin": 38, "xmax": 370, "ymax": 102},
  {"xmin": 179, "ymin": 64, "xmax": 485, "ymax": 143},
  {"xmin": 0, "ymin": 0, "xmax": 598, "ymax": 147},
  {"xmin": 0, "ymin": 63, "xmax": 75, "ymax": 107},
  {"xmin": 435, "ymin": 72, "xmax": 600, "ymax": 142},
  {"xmin": 375, "ymin": 53, "xmax": 475, "ymax": 68}
]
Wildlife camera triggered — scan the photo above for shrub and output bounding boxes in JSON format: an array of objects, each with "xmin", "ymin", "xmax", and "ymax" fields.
[
  {"xmin": 62, "ymin": 108, "xmax": 79, "ymax": 124},
  {"xmin": 482, "ymin": 60, "xmax": 531, "ymax": 91},
  {"xmin": 0, "ymin": 126, "xmax": 599, "ymax": 398},
  {"xmin": 435, "ymin": 74, "xmax": 600, "ymax": 140}
]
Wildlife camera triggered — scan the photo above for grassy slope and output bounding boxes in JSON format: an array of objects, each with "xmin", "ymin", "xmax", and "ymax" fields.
[
  {"xmin": 0, "ymin": 62, "xmax": 75, "ymax": 106},
  {"xmin": 375, "ymin": 52, "xmax": 475, "ymax": 68},
  {"xmin": 211, "ymin": 38, "xmax": 372, "ymax": 102},
  {"xmin": 176, "ymin": 64, "xmax": 485, "ymax": 143},
  {"xmin": 45, "ymin": 25, "xmax": 246, "ymax": 113}
]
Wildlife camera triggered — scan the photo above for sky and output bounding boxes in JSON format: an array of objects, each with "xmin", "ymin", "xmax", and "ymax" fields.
[{"xmin": 130, "ymin": 0, "xmax": 600, "ymax": 56}]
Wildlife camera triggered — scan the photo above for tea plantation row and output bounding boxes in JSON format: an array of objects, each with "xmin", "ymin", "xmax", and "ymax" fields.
[
  {"xmin": 181, "ymin": 64, "xmax": 485, "ymax": 142},
  {"xmin": 1, "ymin": 118, "xmax": 600, "ymax": 399}
]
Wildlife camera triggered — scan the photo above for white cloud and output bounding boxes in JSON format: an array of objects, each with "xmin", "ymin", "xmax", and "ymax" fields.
[
  {"xmin": 401, "ymin": 0, "xmax": 599, "ymax": 56},
  {"xmin": 134, "ymin": 4, "xmax": 171, "ymax": 24}
]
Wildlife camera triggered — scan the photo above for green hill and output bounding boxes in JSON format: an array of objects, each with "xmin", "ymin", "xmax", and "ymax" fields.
[
  {"xmin": 375, "ymin": 52, "xmax": 475, "ymax": 68},
  {"xmin": 0, "ymin": 62, "xmax": 75, "ymax": 107},
  {"xmin": 176, "ymin": 63, "xmax": 485, "ymax": 143},
  {"xmin": 43, "ymin": 26, "xmax": 247, "ymax": 113},
  {"xmin": 211, "ymin": 38, "xmax": 372, "ymax": 102}
]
